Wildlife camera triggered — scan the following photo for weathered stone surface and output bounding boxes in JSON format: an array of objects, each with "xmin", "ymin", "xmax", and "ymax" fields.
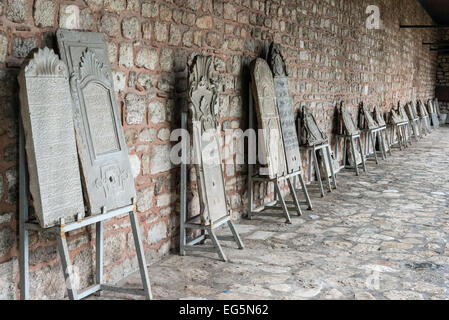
[
  {"xmin": 59, "ymin": 4, "xmax": 80, "ymax": 29},
  {"xmin": 33, "ymin": 0, "xmax": 55, "ymax": 27},
  {"xmin": 18, "ymin": 48, "xmax": 85, "ymax": 228},
  {"xmin": 0, "ymin": 226, "xmax": 14, "ymax": 257},
  {"xmin": 251, "ymin": 58, "xmax": 287, "ymax": 178},
  {"xmin": 98, "ymin": 13, "xmax": 120, "ymax": 37},
  {"xmin": 150, "ymin": 144, "xmax": 173, "ymax": 174},
  {"xmin": 0, "ymin": 32, "xmax": 7, "ymax": 63},
  {"xmin": 149, "ymin": 101, "xmax": 165, "ymax": 123},
  {"xmin": 119, "ymin": 42, "xmax": 133, "ymax": 68},
  {"xmin": 6, "ymin": 0, "xmax": 28, "ymax": 23},
  {"xmin": 269, "ymin": 43, "xmax": 302, "ymax": 173},
  {"xmin": 136, "ymin": 47, "xmax": 158, "ymax": 70},
  {"xmin": 122, "ymin": 16, "xmax": 140, "ymax": 39},
  {"xmin": 148, "ymin": 221, "xmax": 167, "ymax": 245},
  {"xmin": 0, "ymin": 259, "xmax": 18, "ymax": 300},
  {"xmin": 125, "ymin": 93, "xmax": 147, "ymax": 125},
  {"xmin": 57, "ymin": 30, "xmax": 136, "ymax": 215},
  {"xmin": 12, "ymin": 37, "xmax": 37, "ymax": 58}
]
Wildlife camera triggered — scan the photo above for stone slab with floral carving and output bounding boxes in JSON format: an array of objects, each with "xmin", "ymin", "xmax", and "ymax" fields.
[
  {"xmin": 18, "ymin": 48, "xmax": 84, "ymax": 228},
  {"xmin": 57, "ymin": 30, "xmax": 135, "ymax": 215}
]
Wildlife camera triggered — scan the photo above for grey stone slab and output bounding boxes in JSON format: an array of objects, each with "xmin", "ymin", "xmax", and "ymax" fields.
[
  {"xmin": 18, "ymin": 48, "xmax": 84, "ymax": 228},
  {"xmin": 189, "ymin": 55, "xmax": 229, "ymax": 225},
  {"xmin": 57, "ymin": 30, "xmax": 136, "ymax": 215},
  {"xmin": 340, "ymin": 103, "xmax": 359, "ymax": 136},
  {"xmin": 251, "ymin": 58, "xmax": 287, "ymax": 179}
]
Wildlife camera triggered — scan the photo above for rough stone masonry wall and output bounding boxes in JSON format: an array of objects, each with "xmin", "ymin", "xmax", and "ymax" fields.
[
  {"xmin": 0, "ymin": 0, "xmax": 438, "ymax": 299},
  {"xmin": 437, "ymin": 29, "xmax": 449, "ymax": 113}
]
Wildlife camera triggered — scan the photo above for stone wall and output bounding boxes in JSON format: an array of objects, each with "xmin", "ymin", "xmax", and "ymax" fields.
[
  {"xmin": 0, "ymin": 0, "xmax": 438, "ymax": 299},
  {"xmin": 437, "ymin": 29, "xmax": 449, "ymax": 113}
]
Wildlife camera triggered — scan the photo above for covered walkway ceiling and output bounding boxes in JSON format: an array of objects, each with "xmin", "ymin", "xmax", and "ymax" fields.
[{"xmin": 419, "ymin": 0, "xmax": 449, "ymax": 25}]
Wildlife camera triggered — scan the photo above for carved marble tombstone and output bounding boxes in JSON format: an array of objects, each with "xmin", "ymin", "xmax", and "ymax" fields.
[
  {"xmin": 398, "ymin": 103, "xmax": 409, "ymax": 122},
  {"xmin": 298, "ymin": 105, "xmax": 328, "ymax": 146},
  {"xmin": 341, "ymin": 103, "xmax": 360, "ymax": 135},
  {"xmin": 18, "ymin": 48, "xmax": 85, "ymax": 228},
  {"xmin": 373, "ymin": 106, "xmax": 386, "ymax": 127},
  {"xmin": 361, "ymin": 104, "xmax": 379, "ymax": 130},
  {"xmin": 268, "ymin": 43, "xmax": 302, "ymax": 173},
  {"xmin": 57, "ymin": 30, "xmax": 135, "ymax": 215},
  {"xmin": 417, "ymin": 100, "xmax": 429, "ymax": 117},
  {"xmin": 251, "ymin": 58, "xmax": 287, "ymax": 179},
  {"xmin": 389, "ymin": 109, "xmax": 403, "ymax": 125},
  {"xmin": 189, "ymin": 55, "xmax": 229, "ymax": 225},
  {"xmin": 406, "ymin": 102, "xmax": 418, "ymax": 121}
]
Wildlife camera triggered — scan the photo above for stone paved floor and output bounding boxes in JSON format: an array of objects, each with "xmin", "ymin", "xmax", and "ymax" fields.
[{"xmin": 95, "ymin": 126, "xmax": 449, "ymax": 300}]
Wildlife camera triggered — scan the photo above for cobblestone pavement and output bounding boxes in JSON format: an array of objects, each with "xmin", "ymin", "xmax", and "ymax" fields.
[{"xmin": 95, "ymin": 126, "xmax": 449, "ymax": 300}]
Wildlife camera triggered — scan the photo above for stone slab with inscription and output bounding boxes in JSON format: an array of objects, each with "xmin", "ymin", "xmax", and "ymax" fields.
[
  {"xmin": 268, "ymin": 43, "xmax": 302, "ymax": 173},
  {"xmin": 251, "ymin": 58, "xmax": 287, "ymax": 179},
  {"xmin": 341, "ymin": 103, "xmax": 360, "ymax": 136},
  {"xmin": 298, "ymin": 105, "xmax": 328, "ymax": 147},
  {"xmin": 189, "ymin": 55, "xmax": 229, "ymax": 225},
  {"xmin": 18, "ymin": 48, "xmax": 85, "ymax": 228},
  {"xmin": 57, "ymin": 30, "xmax": 135, "ymax": 215}
]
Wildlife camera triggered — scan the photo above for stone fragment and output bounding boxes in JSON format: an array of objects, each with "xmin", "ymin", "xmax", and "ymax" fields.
[
  {"xmin": 59, "ymin": 4, "xmax": 80, "ymax": 29},
  {"xmin": 136, "ymin": 47, "xmax": 159, "ymax": 70},
  {"xmin": 12, "ymin": 37, "xmax": 36, "ymax": 58},
  {"xmin": 33, "ymin": 0, "xmax": 55, "ymax": 27},
  {"xmin": 122, "ymin": 16, "xmax": 140, "ymax": 39},
  {"xmin": 125, "ymin": 93, "xmax": 147, "ymax": 125},
  {"xmin": 6, "ymin": 0, "xmax": 28, "ymax": 23}
]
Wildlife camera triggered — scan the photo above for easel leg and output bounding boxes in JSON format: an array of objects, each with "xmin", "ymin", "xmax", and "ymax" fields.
[
  {"xmin": 227, "ymin": 220, "xmax": 244, "ymax": 249},
  {"xmin": 298, "ymin": 173, "xmax": 313, "ymax": 210},
  {"xmin": 274, "ymin": 181, "xmax": 292, "ymax": 224},
  {"xmin": 95, "ymin": 221, "xmax": 104, "ymax": 286},
  {"xmin": 325, "ymin": 145, "xmax": 337, "ymax": 189},
  {"xmin": 370, "ymin": 131, "xmax": 379, "ymax": 164},
  {"xmin": 287, "ymin": 177, "xmax": 302, "ymax": 216},
  {"xmin": 357, "ymin": 136, "xmax": 367, "ymax": 173},
  {"xmin": 208, "ymin": 228, "xmax": 227, "ymax": 262},
  {"xmin": 320, "ymin": 149, "xmax": 332, "ymax": 192},
  {"xmin": 19, "ymin": 224, "xmax": 29, "ymax": 300},
  {"xmin": 19, "ymin": 121, "xmax": 29, "ymax": 300},
  {"xmin": 379, "ymin": 131, "xmax": 386, "ymax": 160},
  {"xmin": 56, "ymin": 232, "xmax": 78, "ymax": 300},
  {"xmin": 350, "ymin": 137, "xmax": 359, "ymax": 176},
  {"xmin": 129, "ymin": 211, "xmax": 153, "ymax": 300},
  {"xmin": 385, "ymin": 129, "xmax": 392, "ymax": 156},
  {"xmin": 312, "ymin": 148, "xmax": 324, "ymax": 197}
]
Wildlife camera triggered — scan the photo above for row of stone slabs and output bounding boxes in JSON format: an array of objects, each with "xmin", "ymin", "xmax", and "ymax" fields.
[
  {"xmin": 19, "ymin": 30, "xmax": 135, "ymax": 228},
  {"xmin": 18, "ymin": 30, "xmax": 324, "ymax": 229}
]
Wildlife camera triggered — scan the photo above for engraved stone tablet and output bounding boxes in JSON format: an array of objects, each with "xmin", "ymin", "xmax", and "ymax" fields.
[
  {"xmin": 189, "ymin": 55, "xmax": 229, "ymax": 225},
  {"xmin": 406, "ymin": 102, "xmax": 418, "ymax": 121},
  {"xmin": 341, "ymin": 103, "xmax": 359, "ymax": 136},
  {"xmin": 398, "ymin": 103, "xmax": 409, "ymax": 122},
  {"xmin": 268, "ymin": 43, "xmax": 302, "ymax": 173},
  {"xmin": 57, "ymin": 30, "xmax": 135, "ymax": 215},
  {"xmin": 298, "ymin": 105, "xmax": 327, "ymax": 147},
  {"xmin": 362, "ymin": 104, "xmax": 379, "ymax": 130},
  {"xmin": 18, "ymin": 48, "xmax": 84, "ymax": 228},
  {"xmin": 390, "ymin": 109, "xmax": 403, "ymax": 125},
  {"xmin": 373, "ymin": 106, "xmax": 386, "ymax": 127},
  {"xmin": 251, "ymin": 58, "xmax": 287, "ymax": 179},
  {"xmin": 417, "ymin": 100, "xmax": 429, "ymax": 117}
]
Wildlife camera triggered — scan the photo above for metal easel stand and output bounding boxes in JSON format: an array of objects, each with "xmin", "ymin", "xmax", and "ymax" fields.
[
  {"xmin": 246, "ymin": 85, "xmax": 312, "ymax": 224},
  {"xmin": 420, "ymin": 115, "xmax": 431, "ymax": 136},
  {"xmin": 408, "ymin": 117, "xmax": 422, "ymax": 141},
  {"xmin": 363, "ymin": 127, "xmax": 388, "ymax": 163},
  {"xmin": 300, "ymin": 143, "xmax": 337, "ymax": 198},
  {"xmin": 335, "ymin": 133, "xmax": 367, "ymax": 176},
  {"xmin": 431, "ymin": 112, "xmax": 440, "ymax": 129},
  {"xmin": 389, "ymin": 122, "xmax": 409, "ymax": 150},
  {"xmin": 179, "ymin": 111, "xmax": 244, "ymax": 262},
  {"xmin": 19, "ymin": 124, "xmax": 152, "ymax": 300}
]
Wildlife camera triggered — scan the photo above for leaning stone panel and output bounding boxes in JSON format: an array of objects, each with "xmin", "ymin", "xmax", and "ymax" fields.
[
  {"xmin": 18, "ymin": 48, "xmax": 84, "ymax": 228},
  {"xmin": 298, "ymin": 105, "xmax": 327, "ymax": 147},
  {"xmin": 373, "ymin": 106, "xmax": 386, "ymax": 127},
  {"xmin": 57, "ymin": 30, "xmax": 135, "ymax": 215},
  {"xmin": 362, "ymin": 104, "xmax": 379, "ymax": 130},
  {"xmin": 189, "ymin": 55, "xmax": 229, "ymax": 225},
  {"xmin": 341, "ymin": 103, "xmax": 359, "ymax": 136},
  {"xmin": 268, "ymin": 43, "xmax": 302, "ymax": 173},
  {"xmin": 251, "ymin": 58, "xmax": 287, "ymax": 179}
]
